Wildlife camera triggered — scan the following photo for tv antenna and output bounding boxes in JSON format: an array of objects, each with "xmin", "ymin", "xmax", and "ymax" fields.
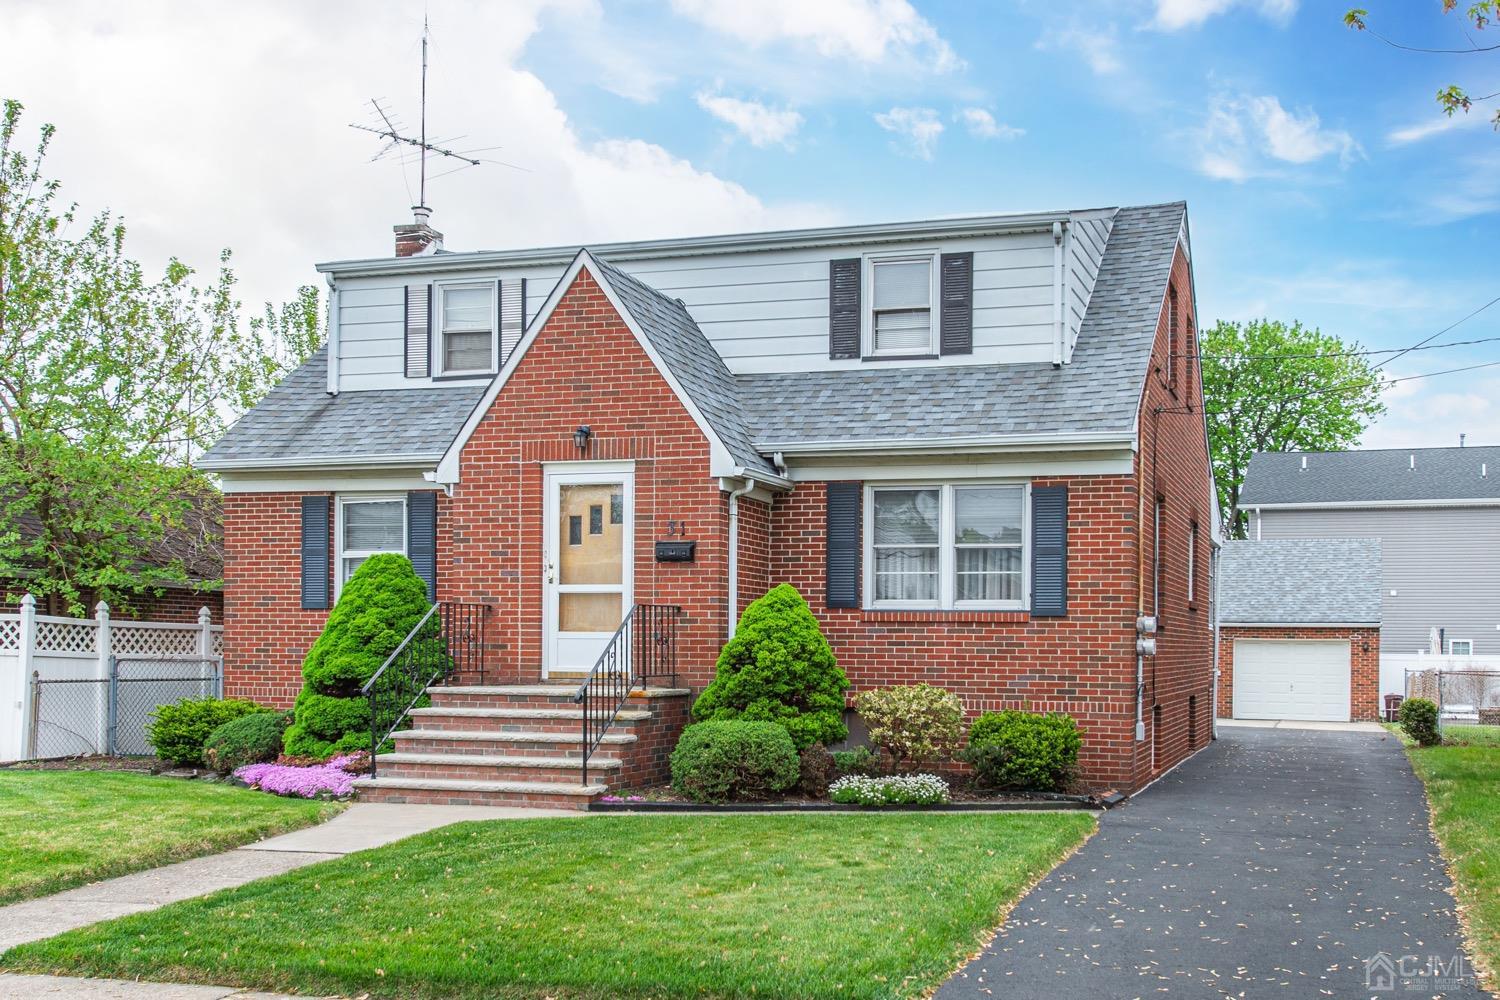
[{"xmin": 349, "ymin": 17, "xmax": 523, "ymax": 208}]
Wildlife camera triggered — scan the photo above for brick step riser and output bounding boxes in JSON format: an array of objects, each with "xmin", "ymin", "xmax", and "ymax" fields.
[
  {"xmin": 379, "ymin": 761, "xmax": 616, "ymax": 784},
  {"xmin": 430, "ymin": 692, "xmax": 585, "ymax": 709},
  {"xmin": 356, "ymin": 784, "xmax": 595, "ymax": 810},
  {"xmin": 393, "ymin": 736, "xmax": 626, "ymax": 759},
  {"xmin": 409, "ymin": 713, "xmax": 648, "ymax": 735}
]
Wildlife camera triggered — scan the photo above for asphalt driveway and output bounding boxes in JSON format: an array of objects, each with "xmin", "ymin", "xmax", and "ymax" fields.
[{"xmin": 939, "ymin": 725, "xmax": 1489, "ymax": 998}]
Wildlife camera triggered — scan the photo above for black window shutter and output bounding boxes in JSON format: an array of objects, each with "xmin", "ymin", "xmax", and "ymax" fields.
[
  {"xmin": 407, "ymin": 491, "xmax": 438, "ymax": 601},
  {"xmin": 300, "ymin": 496, "xmax": 331, "ymax": 610},
  {"xmin": 828, "ymin": 258, "xmax": 861, "ymax": 360},
  {"xmin": 1030, "ymin": 485, "xmax": 1068, "ymax": 617},
  {"xmin": 405, "ymin": 284, "xmax": 432, "ymax": 378},
  {"xmin": 939, "ymin": 252, "xmax": 973, "ymax": 356},
  {"xmin": 825, "ymin": 482, "xmax": 862, "ymax": 608}
]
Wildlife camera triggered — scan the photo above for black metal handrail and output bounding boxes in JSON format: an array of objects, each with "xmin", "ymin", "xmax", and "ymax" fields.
[
  {"xmin": 573, "ymin": 603, "xmax": 680, "ymax": 786},
  {"xmin": 363, "ymin": 600, "xmax": 490, "ymax": 778}
]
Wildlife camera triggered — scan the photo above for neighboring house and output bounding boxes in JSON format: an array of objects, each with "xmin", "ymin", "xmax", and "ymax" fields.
[
  {"xmin": 1239, "ymin": 447, "xmax": 1500, "ymax": 672},
  {"xmin": 198, "ymin": 201, "xmax": 1216, "ymax": 803},
  {"xmin": 1216, "ymin": 538, "xmax": 1382, "ymax": 722},
  {"xmin": 1, "ymin": 490, "xmax": 223, "ymax": 624}
]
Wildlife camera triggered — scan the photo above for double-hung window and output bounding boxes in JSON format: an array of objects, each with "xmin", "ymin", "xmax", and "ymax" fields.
[
  {"xmin": 1449, "ymin": 639, "xmax": 1473, "ymax": 656},
  {"xmin": 438, "ymin": 283, "xmax": 496, "ymax": 376},
  {"xmin": 337, "ymin": 496, "xmax": 406, "ymax": 591},
  {"xmin": 869, "ymin": 255, "xmax": 935, "ymax": 355},
  {"xmin": 868, "ymin": 484, "xmax": 1026, "ymax": 610}
]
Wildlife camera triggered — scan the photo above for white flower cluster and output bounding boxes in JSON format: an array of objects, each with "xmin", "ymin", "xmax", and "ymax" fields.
[{"xmin": 828, "ymin": 772, "xmax": 950, "ymax": 806}]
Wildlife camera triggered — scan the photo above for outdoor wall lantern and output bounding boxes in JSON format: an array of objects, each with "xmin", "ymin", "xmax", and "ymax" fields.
[{"xmin": 573, "ymin": 425, "xmax": 592, "ymax": 451}]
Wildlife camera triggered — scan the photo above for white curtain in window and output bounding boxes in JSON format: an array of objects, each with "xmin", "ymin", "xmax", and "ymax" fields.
[
  {"xmin": 344, "ymin": 501, "xmax": 404, "ymax": 551},
  {"xmin": 954, "ymin": 487, "xmax": 1023, "ymax": 602},
  {"xmin": 873, "ymin": 260, "xmax": 930, "ymax": 308},
  {"xmin": 443, "ymin": 286, "xmax": 491, "ymax": 330},
  {"xmin": 873, "ymin": 489, "xmax": 939, "ymax": 602}
]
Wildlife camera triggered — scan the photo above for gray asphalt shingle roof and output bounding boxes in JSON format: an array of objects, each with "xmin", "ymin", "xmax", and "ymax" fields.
[
  {"xmin": 1239, "ymin": 447, "xmax": 1500, "ymax": 506},
  {"xmin": 199, "ymin": 202, "xmax": 1186, "ymax": 472},
  {"xmin": 1218, "ymin": 538, "xmax": 1382, "ymax": 624},
  {"xmin": 737, "ymin": 202, "xmax": 1184, "ymax": 446},
  {"xmin": 197, "ymin": 349, "xmax": 484, "ymax": 468},
  {"xmin": 588, "ymin": 255, "xmax": 777, "ymax": 476}
]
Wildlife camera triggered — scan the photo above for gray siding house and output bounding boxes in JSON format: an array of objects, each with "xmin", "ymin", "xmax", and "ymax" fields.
[{"xmin": 1239, "ymin": 446, "xmax": 1500, "ymax": 658}]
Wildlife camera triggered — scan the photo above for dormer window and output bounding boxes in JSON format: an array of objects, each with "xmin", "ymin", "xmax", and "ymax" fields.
[
  {"xmin": 438, "ymin": 283, "xmax": 497, "ymax": 376},
  {"xmin": 869, "ymin": 255, "xmax": 936, "ymax": 356}
]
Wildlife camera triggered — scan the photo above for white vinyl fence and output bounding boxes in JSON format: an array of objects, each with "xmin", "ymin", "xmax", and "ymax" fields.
[{"xmin": 0, "ymin": 594, "xmax": 223, "ymax": 762}]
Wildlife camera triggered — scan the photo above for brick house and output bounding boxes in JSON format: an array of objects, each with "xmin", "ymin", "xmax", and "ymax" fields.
[{"xmin": 199, "ymin": 202, "xmax": 1217, "ymax": 806}]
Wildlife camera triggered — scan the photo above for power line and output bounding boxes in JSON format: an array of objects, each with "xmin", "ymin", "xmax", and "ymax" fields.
[
  {"xmin": 1200, "ymin": 357, "xmax": 1500, "ymax": 416},
  {"xmin": 1376, "ymin": 293, "xmax": 1500, "ymax": 369},
  {"xmin": 1203, "ymin": 332, "xmax": 1500, "ymax": 362}
]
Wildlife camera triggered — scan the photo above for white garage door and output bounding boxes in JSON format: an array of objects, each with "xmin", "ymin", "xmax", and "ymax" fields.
[{"xmin": 1233, "ymin": 639, "xmax": 1351, "ymax": 722}]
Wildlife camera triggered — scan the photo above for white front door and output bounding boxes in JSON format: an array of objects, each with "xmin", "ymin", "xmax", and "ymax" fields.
[
  {"xmin": 544, "ymin": 469, "xmax": 633, "ymax": 677},
  {"xmin": 1233, "ymin": 639, "xmax": 1351, "ymax": 722}
]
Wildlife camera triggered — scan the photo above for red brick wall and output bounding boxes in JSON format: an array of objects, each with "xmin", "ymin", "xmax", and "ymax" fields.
[
  {"xmin": 0, "ymin": 587, "xmax": 221, "ymax": 623},
  {"xmin": 1133, "ymin": 244, "xmax": 1217, "ymax": 784},
  {"xmin": 440, "ymin": 269, "xmax": 732, "ymax": 688},
  {"xmin": 222, "ymin": 492, "xmax": 329, "ymax": 706},
  {"xmin": 1217, "ymin": 626, "xmax": 1381, "ymax": 720}
]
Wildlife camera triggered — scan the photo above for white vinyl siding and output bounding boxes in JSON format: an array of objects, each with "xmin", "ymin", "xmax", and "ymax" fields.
[
  {"xmin": 337, "ymin": 496, "xmax": 406, "ymax": 593},
  {"xmin": 866, "ymin": 483, "xmax": 1027, "ymax": 610},
  {"xmin": 1064, "ymin": 210, "xmax": 1112, "ymax": 363},
  {"xmin": 330, "ymin": 219, "xmax": 1119, "ymax": 388}
]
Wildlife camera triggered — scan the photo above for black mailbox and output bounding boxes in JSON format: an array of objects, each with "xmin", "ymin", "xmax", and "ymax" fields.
[{"xmin": 655, "ymin": 540, "xmax": 696, "ymax": 562}]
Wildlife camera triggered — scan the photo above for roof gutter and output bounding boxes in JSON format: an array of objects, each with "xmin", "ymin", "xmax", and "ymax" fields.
[
  {"xmin": 196, "ymin": 453, "xmax": 443, "ymax": 473},
  {"xmin": 1245, "ymin": 498, "xmax": 1500, "ymax": 510},
  {"xmin": 757, "ymin": 430, "xmax": 1138, "ymax": 458},
  {"xmin": 316, "ymin": 211, "xmax": 1075, "ymax": 279},
  {"xmin": 1220, "ymin": 622, "xmax": 1381, "ymax": 629}
]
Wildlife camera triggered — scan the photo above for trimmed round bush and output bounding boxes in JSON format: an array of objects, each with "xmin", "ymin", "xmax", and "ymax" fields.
[
  {"xmin": 855, "ymin": 684, "xmax": 963, "ymax": 769},
  {"xmin": 669, "ymin": 720, "xmax": 800, "ymax": 803},
  {"xmin": 145, "ymin": 697, "xmax": 263, "ymax": 767},
  {"xmin": 691, "ymin": 584, "xmax": 850, "ymax": 750},
  {"xmin": 203, "ymin": 711, "xmax": 290, "ymax": 774},
  {"xmin": 284, "ymin": 553, "xmax": 449, "ymax": 759},
  {"xmin": 962, "ymin": 710, "xmax": 1082, "ymax": 792},
  {"xmin": 1399, "ymin": 697, "xmax": 1440, "ymax": 747}
]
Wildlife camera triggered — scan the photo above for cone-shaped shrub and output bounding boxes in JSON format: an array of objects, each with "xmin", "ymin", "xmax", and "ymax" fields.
[
  {"xmin": 691, "ymin": 583, "xmax": 849, "ymax": 749},
  {"xmin": 283, "ymin": 554, "xmax": 450, "ymax": 758}
]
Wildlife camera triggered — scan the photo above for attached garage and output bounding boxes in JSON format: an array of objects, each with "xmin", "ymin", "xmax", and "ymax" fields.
[{"xmin": 1217, "ymin": 539, "xmax": 1383, "ymax": 722}]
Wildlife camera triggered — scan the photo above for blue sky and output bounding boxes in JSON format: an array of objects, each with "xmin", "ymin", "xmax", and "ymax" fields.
[{"xmin": 5, "ymin": 0, "xmax": 1498, "ymax": 448}]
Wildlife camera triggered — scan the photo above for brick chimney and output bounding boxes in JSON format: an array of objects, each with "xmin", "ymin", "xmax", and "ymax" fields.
[{"xmin": 394, "ymin": 205, "xmax": 443, "ymax": 257}]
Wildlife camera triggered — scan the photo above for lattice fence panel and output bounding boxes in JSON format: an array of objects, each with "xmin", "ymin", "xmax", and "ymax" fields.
[
  {"xmin": 111, "ymin": 626, "xmax": 199, "ymax": 657},
  {"xmin": 211, "ymin": 630, "xmax": 223, "ymax": 657},
  {"xmin": 34, "ymin": 620, "xmax": 96, "ymax": 654},
  {"xmin": 0, "ymin": 617, "xmax": 19, "ymax": 652}
]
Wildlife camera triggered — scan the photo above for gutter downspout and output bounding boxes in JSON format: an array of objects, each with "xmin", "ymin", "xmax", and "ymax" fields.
[
  {"xmin": 1051, "ymin": 221, "xmax": 1065, "ymax": 368},
  {"xmin": 727, "ymin": 478, "xmax": 758, "ymax": 639},
  {"xmin": 1210, "ymin": 542, "xmax": 1221, "ymax": 742},
  {"xmin": 325, "ymin": 273, "xmax": 340, "ymax": 396}
]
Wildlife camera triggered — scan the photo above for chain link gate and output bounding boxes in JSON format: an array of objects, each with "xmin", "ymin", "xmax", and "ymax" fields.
[{"xmin": 27, "ymin": 656, "xmax": 223, "ymax": 758}]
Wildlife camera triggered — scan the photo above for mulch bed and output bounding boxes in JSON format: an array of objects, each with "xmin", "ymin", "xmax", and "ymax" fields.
[
  {"xmin": 0, "ymin": 754, "xmax": 168, "ymax": 773},
  {"xmin": 591, "ymin": 783, "xmax": 1108, "ymax": 812}
]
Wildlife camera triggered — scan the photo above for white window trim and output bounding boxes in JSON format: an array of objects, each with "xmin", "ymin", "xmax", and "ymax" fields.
[
  {"xmin": 1449, "ymin": 639, "xmax": 1473, "ymax": 656},
  {"xmin": 334, "ymin": 494, "xmax": 408, "ymax": 598},
  {"xmin": 864, "ymin": 251, "xmax": 941, "ymax": 358},
  {"xmin": 862, "ymin": 481, "xmax": 1030, "ymax": 611},
  {"xmin": 434, "ymin": 281, "xmax": 500, "ymax": 378}
]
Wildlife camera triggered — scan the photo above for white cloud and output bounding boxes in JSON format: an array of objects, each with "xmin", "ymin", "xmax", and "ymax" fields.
[
  {"xmin": 1386, "ymin": 112, "xmax": 1488, "ymax": 146},
  {"xmin": 0, "ymin": 0, "xmax": 834, "ymax": 315},
  {"xmin": 670, "ymin": 0, "xmax": 961, "ymax": 72},
  {"xmin": 694, "ymin": 91, "xmax": 804, "ymax": 148},
  {"xmin": 1197, "ymin": 93, "xmax": 1362, "ymax": 181},
  {"xmin": 1152, "ymin": 0, "xmax": 1297, "ymax": 31},
  {"xmin": 874, "ymin": 106, "xmax": 944, "ymax": 160},
  {"xmin": 1036, "ymin": 23, "xmax": 1123, "ymax": 75},
  {"xmin": 957, "ymin": 107, "xmax": 1023, "ymax": 140}
]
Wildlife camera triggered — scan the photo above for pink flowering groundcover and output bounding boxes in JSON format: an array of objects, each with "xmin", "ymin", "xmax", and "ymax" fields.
[{"xmin": 234, "ymin": 754, "xmax": 366, "ymax": 799}]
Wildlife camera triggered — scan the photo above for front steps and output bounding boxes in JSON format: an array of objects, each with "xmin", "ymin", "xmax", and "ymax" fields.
[{"xmin": 353, "ymin": 682, "xmax": 691, "ymax": 809}]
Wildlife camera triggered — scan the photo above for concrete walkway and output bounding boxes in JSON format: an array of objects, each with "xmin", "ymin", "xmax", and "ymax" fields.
[
  {"xmin": 0, "ymin": 802, "xmax": 576, "ymax": 953},
  {"xmin": 938, "ymin": 725, "xmax": 1487, "ymax": 998},
  {"xmin": 1218, "ymin": 716, "xmax": 1388, "ymax": 733}
]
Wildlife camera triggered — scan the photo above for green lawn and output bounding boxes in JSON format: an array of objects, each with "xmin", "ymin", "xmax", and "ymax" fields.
[
  {"xmin": 1441, "ymin": 723, "xmax": 1500, "ymax": 747},
  {"xmin": 1395, "ymin": 732, "xmax": 1500, "ymax": 990},
  {"xmin": 1, "ymin": 812, "xmax": 1094, "ymax": 1000},
  {"xmin": 0, "ymin": 770, "xmax": 342, "ymax": 905}
]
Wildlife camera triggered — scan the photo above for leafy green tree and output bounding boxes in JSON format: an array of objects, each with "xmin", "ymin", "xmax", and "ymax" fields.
[
  {"xmin": 692, "ymin": 583, "xmax": 850, "ymax": 749},
  {"xmin": 1202, "ymin": 319, "xmax": 1386, "ymax": 538},
  {"xmin": 284, "ymin": 554, "xmax": 448, "ymax": 758},
  {"xmin": 1345, "ymin": 3, "xmax": 1499, "ymax": 129},
  {"xmin": 0, "ymin": 98, "xmax": 320, "ymax": 614}
]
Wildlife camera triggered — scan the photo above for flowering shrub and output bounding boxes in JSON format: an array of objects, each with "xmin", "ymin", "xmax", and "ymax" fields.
[
  {"xmin": 855, "ymin": 684, "xmax": 963, "ymax": 769},
  {"xmin": 828, "ymin": 773, "xmax": 950, "ymax": 806},
  {"xmin": 234, "ymin": 753, "xmax": 366, "ymax": 799}
]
